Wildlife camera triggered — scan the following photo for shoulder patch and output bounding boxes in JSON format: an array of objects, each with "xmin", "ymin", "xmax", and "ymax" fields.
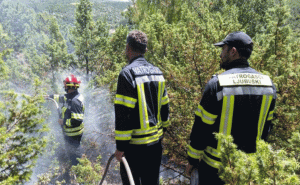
[{"xmin": 218, "ymin": 73, "xmax": 272, "ymax": 86}]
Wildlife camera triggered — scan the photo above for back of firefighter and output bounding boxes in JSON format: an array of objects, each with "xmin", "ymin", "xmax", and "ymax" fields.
[
  {"xmin": 114, "ymin": 30, "xmax": 170, "ymax": 185},
  {"xmin": 187, "ymin": 31, "xmax": 277, "ymax": 184},
  {"xmin": 47, "ymin": 74, "xmax": 84, "ymax": 166}
]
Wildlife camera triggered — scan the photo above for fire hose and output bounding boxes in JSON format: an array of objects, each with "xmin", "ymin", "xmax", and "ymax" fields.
[
  {"xmin": 47, "ymin": 97, "xmax": 62, "ymax": 119},
  {"xmin": 99, "ymin": 154, "xmax": 135, "ymax": 185},
  {"xmin": 46, "ymin": 97, "xmax": 134, "ymax": 184}
]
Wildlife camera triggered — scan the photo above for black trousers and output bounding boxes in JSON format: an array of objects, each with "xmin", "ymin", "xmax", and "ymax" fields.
[
  {"xmin": 197, "ymin": 160, "xmax": 224, "ymax": 185},
  {"xmin": 64, "ymin": 134, "xmax": 83, "ymax": 166},
  {"xmin": 120, "ymin": 141, "xmax": 163, "ymax": 185}
]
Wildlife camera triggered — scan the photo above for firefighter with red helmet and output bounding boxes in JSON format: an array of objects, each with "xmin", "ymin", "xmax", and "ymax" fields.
[{"xmin": 45, "ymin": 74, "xmax": 85, "ymax": 166}]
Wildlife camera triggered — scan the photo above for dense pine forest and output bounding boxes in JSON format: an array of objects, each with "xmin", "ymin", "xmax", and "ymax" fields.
[{"xmin": 0, "ymin": 0, "xmax": 300, "ymax": 184}]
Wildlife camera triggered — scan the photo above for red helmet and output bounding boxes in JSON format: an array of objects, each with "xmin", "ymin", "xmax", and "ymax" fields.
[{"xmin": 64, "ymin": 74, "xmax": 81, "ymax": 88}]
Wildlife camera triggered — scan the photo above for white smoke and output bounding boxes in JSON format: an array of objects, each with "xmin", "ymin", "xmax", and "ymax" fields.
[{"xmin": 25, "ymin": 71, "xmax": 121, "ymax": 185}]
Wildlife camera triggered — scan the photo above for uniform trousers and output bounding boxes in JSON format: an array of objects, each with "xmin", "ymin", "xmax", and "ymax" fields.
[
  {"xmin": 120, "ymin": 140, "xmax": 163, "ymax": 185},
  {"xmin": 197, "ymin": 160, "xmax": 224, "ymax": 185},
  {"xmin": 64, "ymin": 134, "xmax": 83, "ymax": 166}
]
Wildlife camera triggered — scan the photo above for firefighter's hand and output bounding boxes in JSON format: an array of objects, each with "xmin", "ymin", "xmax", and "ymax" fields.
[
  {"xmin": 58, "ymin": 119, "xmax": 63, "ymax": 125},
  {"xmin": 186, "ymin": 164, "xmax": 193, "ymax": 176},
  {"xmin": 43, "ymin": 95, "xmax": 49, "ymax": 100},
  {"xmin": 115, "ymin": 149, "xmax": 124, "ymax": 162}
]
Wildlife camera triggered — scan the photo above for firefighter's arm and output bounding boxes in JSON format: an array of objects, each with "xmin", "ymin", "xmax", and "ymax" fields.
[
  {"xmin": 114, "ymin": 70, "xmax": 137, "ymax": 152},
  {"xmin": 188, "ymin": 78, "xmax": 220, "ymax": 167},
  {"xmin": 261, "ymin": 94, "xmax": 276, "ymax": 141},
  {"xmin": 161, "ymin": 87, "xmax": 170, "ymax": 132},
  {"xmin": 48, "ymin": 94, "xmax": 66, "ymax": 104}
]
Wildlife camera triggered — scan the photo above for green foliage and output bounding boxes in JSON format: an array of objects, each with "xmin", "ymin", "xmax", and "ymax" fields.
[
  {"xmin": 115, "ymin": 0, "xmax": 300, "ymax": 183},
  {"xmin": 72, "ymin": 0, "xmax": 111, "ymax": 76},
  {"xmin": 70, "ymin": 154, "xmax": 102, "ymax": 184},
  {"xmin": 0, "ymin": 79, "xmax": 49, "ymax": 184},
  {"xmin": 217, "ymin": 133, "xmax": 300, "ymax": 185}
]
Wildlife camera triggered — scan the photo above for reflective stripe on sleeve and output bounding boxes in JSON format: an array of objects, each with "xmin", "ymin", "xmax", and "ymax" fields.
[
  {"xmin": 157, "ymin": 81, "xmax": 165, "ymax": 128},
  {"xmin": 267, "ymin": 110, "xmax": 274, "ymax": 121},
  {"xmin": 71, "ymin": 113, "xmax": 84, "ymax": 120},
  {"xmin": 257, "ymin": 95, "xmax": 273, "ymax": 141},
  {"xmin": 162, "ymin": 120, "xmax": 170, "ymax": 128},
  {"xmin": 161, "ymin": 96, "xmax": 169, "ymax": 105},
  {"xmin": 54, "ymin": 94, "xmax": 59, "ymax": 102},
  {"xmin": 114, "ymin": 94, "xmax": 137, "ymax": 108},
  {"xmin": 195, "ymin": 105, "xmax": 218, "ymax": 125},
  {"xmin": 61, "ymin": 107, "xmax": 67, "ymax": 119},
  {"xmin": 115, "ymin": 130, "xmax": 133, "ymax": 141},
  {"xmin": 187, "ymin": 145, "xmax": 203, "ymax": 160}
]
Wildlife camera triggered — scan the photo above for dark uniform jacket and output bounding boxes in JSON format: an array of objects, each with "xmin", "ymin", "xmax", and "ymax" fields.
[
  {"xmin": 50, "ymin": 90, "xmax": 85, "ymax": 137},
  {"xmin": 114, "ymin": 56, "xmax": 170, "ymax": 152},
  {"xmin": 188, "ymin": 59, "xmax": 276, "ymax": 168}
]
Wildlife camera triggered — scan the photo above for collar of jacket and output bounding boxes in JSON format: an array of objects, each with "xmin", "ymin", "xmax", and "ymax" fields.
[
  {"xmin": 129, "ymin": 55, "xmax": 144, "ymax": 64},
  {"xmin": 65, "ymin": 90, "xmax": 79, "ymax": 100},
  {"xmin": 225, "ymin": 58, "xmax": 250, "ymax": 70}
]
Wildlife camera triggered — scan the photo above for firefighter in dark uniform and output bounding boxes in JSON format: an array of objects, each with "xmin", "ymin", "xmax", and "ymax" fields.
[
  {"xmin": 186, "ymin": 31, "xmax": 277, "ymax": 184},
  {"xmin": 114, "ymin": 30, "xmax": 170, "ymax": 185},
  {"xmin": 45, "ymin": 74, "xmax": 84, "ymax": 166}
]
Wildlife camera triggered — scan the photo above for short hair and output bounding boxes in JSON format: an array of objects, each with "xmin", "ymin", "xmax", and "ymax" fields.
[
  {"xmin": 228, "ymin": 43, "xmax": 253, "ymax": 60},
  {"xmin": 127, "ymin": 30, "xmax": 148, "ymax": 54}
]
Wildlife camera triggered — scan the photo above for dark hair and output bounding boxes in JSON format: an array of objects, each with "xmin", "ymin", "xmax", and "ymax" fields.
[
  {"xmin": 228, "ymin": 43, "xmax": 253, "ymax": 59},
  {"xmin": 127, "ymin": 30, "xmax": 148, "ymax": 54}
]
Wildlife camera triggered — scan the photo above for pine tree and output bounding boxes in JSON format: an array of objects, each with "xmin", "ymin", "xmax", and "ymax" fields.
[
  {"xmin": 72, "ymin": 0, "xmax": 98, "ymax": 77},
  {"xmin": 44, "ymin": 16, "xmax": 71, "ymax": 90},
  {"xmin": 0, "ymin": 79, "xmax": 49, "ymax": 184}
]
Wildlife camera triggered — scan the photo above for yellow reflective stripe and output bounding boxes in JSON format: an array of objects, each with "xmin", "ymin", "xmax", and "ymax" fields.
[
  {"xmin": 205, "ymin": 146, "xmax": 220, "ymax": 158},
  {"xmin": 54, "ymin": 94, "xmax": 59, "ymax": 102},
  {"xmin": 161, "ymin": 95, "xmax": 169, "ymax": 105},
  {"xmin": 66, "ymin": 84, "xmax": 79, "ymax": 87},
  {"xmin": 64, "ymin": 123, "xmax": 84, "ymax": 132},
  {"xmin": 218, "ymin": 95, "xmax": 234, "ymax": 150},
  {"xmin": 257, "ymin": 95, "xmax": 273, "ymax": 141},
  {"xmin": 203, "ymin": 152, "xmax": 221, "ymax": 169},
  {"xmin": 65, "ymin": 129, "xmax": 84, "ymax": 136},
  {"xmin": 114, "ymin": 94, "xmax": 137, "ymax": 108},
  {"xmin": 195, "ymin": 105, "xmax": 218, "ymax": 125},
  {"xmin": 132, "ymin": 126, "xmax": 159, "ymax": 135},
  {"xmin": 157, "ymin": 81, "xmax": 165, "ymax": 128},
  {"xmin": 130, "ymin": 129, "xmax": 163, "ymax": 145},
  {"xmin": 61, "ymin": 107, "xmax": 67, "ymax": 119},
  {"xmin": 267, "ymin": 110, "xmax": 274, "ymax": 121},
  {"xmin": 137, "ymin": 83, "xmax": 149, "ymax": 129},
  {"xmin": 162, "ymin": 120, "xmax": 170, "ymax": 127},
  {"xmin": 65, "ymin": 118, "xmax": 71, "ymax": 127},
  {"xmin": 115, "ymin": 130, "xmax": 133, "ymax": 140},
  {"xmin": 71, "ymin": 113, "xmax": 84, "ymax": 119},
  {"xmin": 187, "ymin": 145, "xmax": 203, "ymax": 159}
]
